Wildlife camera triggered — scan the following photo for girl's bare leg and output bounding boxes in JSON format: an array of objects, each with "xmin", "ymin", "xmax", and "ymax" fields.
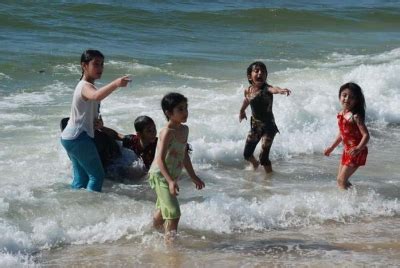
[
  {"xmin": 260, "ymin": 134, "xmax": 274, "ymax": 174},
  {"xmin": 164, "ymin": 218, "xmax": 180, "ymax": 243},
  {"xmin": 337, "ymin": 165, "xmax": 358, "ymax": 190},
  {"xmin": 263, "ymin": 164, "xmax": 273, "ymax": 173},
  {"xmin": 153, "ymin": 209, "xmax": 164, "ymax": 231},
  {"xmin": 248, "ymin": 155, "xmax": 260, "ymax": 170}
]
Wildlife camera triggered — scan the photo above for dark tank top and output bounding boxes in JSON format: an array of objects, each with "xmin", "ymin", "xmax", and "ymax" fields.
[{"xmin": 248, "ymin": 84, "xmax": 275, "ymax": 124}]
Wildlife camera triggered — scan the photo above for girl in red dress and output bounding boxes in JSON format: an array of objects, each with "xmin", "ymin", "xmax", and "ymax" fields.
[{"xmin": 324, "ymin": 82, "xmax": 370, "ymax": 190}]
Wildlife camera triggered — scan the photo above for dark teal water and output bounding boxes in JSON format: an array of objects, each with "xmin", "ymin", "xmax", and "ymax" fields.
[{"xmin": 1, "ymin": 1, "xmax": 400, "ymax": 82}]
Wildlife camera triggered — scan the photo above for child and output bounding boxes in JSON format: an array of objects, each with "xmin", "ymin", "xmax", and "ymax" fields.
[
  {"xmin": 60, "ymin": 49, "xmax": 131, "ymax": 192},
  {"xmin": 148, "ymin": 92, "xmax": 205, "ymax": 242},
  {"xmin": 100, "ymin": 115, "xmax": 158, "ymax": 170},
  {"xmin": 239, "ymin": 61, "xmax": 291, "ymax": 174},
  {"xmin": 324, "ymin": 82, "xmax": 369, "ymax": 189}
]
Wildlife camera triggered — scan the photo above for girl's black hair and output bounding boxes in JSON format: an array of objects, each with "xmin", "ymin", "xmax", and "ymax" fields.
[
  {"xmin": 247, "ymin": 61, "xmax": 268, "ymax": 84},
  {"xmin": 339, "ymin": 82, "xmax": 366, "ymax": 120},
  {"xmin": 134, "ymin": 115, "xmax": 155, "ymax": 133},
  {"xmin": 80, "ymin": 49, "xmax": 104, "ymax": 80},
  {"xmin": 161, "ymin": 92, "xmax": 187, "ymax": 120}
]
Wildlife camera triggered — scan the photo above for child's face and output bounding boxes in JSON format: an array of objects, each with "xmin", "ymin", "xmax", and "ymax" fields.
[
  {"xmin": 248, "ymin": 66, "xmax": 267, "ymax": 87},
  {"xmin": 83, "ymin": 57, "xmax": 104, "ymax": 80},
  {"xmin": 139, "ymin": 123, "xmax": 157, "ymax": 144},
  {"xmin": 168, "ymin": 101, "xmax": 188, "ymax": 123},
  {"xmin": 340, "ymin": 88, "xmax": 357, "ymax": 111}
]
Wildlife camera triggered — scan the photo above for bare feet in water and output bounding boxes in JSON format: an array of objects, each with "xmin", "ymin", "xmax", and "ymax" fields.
[
  {"xmin": 248, "ymin": 156, "xmax": 259, "ymax": 170},
  {"xmin": 263, "ymin": 164, "xmax": 273, "ymax": 174},
  {"xmin": 165, "ymin": 230, "xmax": 177, "ymax": 244}
]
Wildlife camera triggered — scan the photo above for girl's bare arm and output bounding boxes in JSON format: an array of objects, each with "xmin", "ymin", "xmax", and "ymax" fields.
[
  {"xmin": 324, "ymin": 132, "xmax": 342, "ymax": 156},
  {"xmin": 268, "ymin": 85, "xmax": 291, "ymax": 96},
  {"xmin": 349, "ymin": 115, "xmax": 370, "ymax": 155},
  {"xmin": 82, "ymin": 76, "xmax": 130, "ymax": 101},
  {"xmin": 183, "ymin": 149, "xmax": 205, "ymax": 189}
]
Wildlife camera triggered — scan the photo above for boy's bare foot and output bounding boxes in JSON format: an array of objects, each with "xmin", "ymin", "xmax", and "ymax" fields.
[
  {"xmin": 165, "ymin": 230, "xmax": 177, "ymax": 244},
  {"xmin": 153, "ymin": 210, "xmax": 164, "ymax": 231}
]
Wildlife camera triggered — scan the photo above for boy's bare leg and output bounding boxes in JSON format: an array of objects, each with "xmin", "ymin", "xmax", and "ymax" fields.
[
  {"xmin": 337, "ymin": 165, "xmax": 358, "ymax": 190},
  {"xmin": 248, "ymin": 155, "xmax": 259, "ymax": 170},
  {"xmin": 164, "ymin": 218, "xmax": 180, "ymax": 243},
  {"xmin": 153, "ymin": 209, "xmax": 164, "ymax": 231}
]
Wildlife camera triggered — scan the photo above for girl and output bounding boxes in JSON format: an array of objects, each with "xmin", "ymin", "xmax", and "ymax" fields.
[
  {"xmin": 324, "ymin": 82, "xmax": 370, "ymax": 190},
  {"xmin": 148, "ymin": 92, "xmax": 205, "ymax": 242},
  {"xmin": 239, "ymin": 61, "xmax": 291, "ymax": 174},
  {"xmin": 61, "ymin": 49, "xmax": 131, "ymax": 192}
]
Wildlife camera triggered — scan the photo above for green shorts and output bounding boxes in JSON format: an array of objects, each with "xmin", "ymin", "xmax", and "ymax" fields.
[{"xmin": 148, "ymin": 172, "xmax": 181, "ymax": 220}]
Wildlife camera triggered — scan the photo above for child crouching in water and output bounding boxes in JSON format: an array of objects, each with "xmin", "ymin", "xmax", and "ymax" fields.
[
  {"xmin": 101, "ymin": 115, "xmax": 158, "ymax": 170},
  {"xmin": 149, "ymin": 92, "xmax": 205, "ymax": 242},
  {"xmin": 324, "ymin": 82, "xmax": 370, "ymax": 189}
]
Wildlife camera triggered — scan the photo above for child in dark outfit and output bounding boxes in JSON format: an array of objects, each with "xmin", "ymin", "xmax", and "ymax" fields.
[{"xmin": 239, "ymin": 61, "xmax": 291, "ymax": 174}]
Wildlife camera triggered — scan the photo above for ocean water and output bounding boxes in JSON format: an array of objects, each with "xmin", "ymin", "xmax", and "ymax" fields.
[{"xmin": 1, "ymin": 0, "xmax": 400, "ymax": 266}]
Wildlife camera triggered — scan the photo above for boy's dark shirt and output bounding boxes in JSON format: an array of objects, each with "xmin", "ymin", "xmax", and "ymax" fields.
[{"xmin": 122, "ymin": 134, "xmax": 157, "ymax": 169}]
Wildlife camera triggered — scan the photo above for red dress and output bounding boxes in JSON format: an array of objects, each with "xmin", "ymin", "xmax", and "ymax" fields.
[{"xmin": 337, "ymin": 112, "xmax": 368, "ymax": 167}]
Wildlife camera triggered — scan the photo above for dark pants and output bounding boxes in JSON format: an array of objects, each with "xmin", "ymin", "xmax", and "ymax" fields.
[{"xmin": 243, "ymin": 117, "xmax": 277, "ymax": 166}]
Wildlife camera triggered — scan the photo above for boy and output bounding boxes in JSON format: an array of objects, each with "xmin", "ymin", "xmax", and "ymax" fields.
[{"xmin": 101, "ymin": 115, "xmax": 158, "ymax": 170}]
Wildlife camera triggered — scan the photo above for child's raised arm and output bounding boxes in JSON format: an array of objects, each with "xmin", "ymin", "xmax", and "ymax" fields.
[
  {"xmin": 82, "ymin": 76, "xmax": 131, "ymax": 101},
  {"xmin": 268, "ymin": 85, "xmax": 291, "ymax": 96}
]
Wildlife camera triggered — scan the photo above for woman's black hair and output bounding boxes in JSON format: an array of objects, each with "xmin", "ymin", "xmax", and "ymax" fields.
[
  {"xmin": 161, "ymin": 92, "xmax": 187, "ymax": 120},
  {"xmin": 80, "ymin": 49, "xmax": 104, "ymax": 80},
  {"xmin": 134, "ymin": 115, "xmax": 155, "ymax": 133},
  {"xmin": 247, "ymin": 61, "xmax": 268, "ymax": 84},
  {"xmin": 339, "ymin": 82, "xmax": 366, "ymax": 120}
]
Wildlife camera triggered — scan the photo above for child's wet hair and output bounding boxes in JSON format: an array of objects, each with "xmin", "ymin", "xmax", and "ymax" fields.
[
  {"xmin": 339, "ymin": 82, "xmax": 366, "ymax": 120},
  {"xmin": 247, "ymin": 61, "xmax": 268, "ymax": 84},
  {"xmin": 161, "ymin": 92, "xmax": 188, "ymax": 120},
  {"xmin": 80, "ymin": 49, "xmax": 104, "ymax": 80},
  {"xmin": 134, "ymin": 115, "xmax": 155, "ymax": 133}
]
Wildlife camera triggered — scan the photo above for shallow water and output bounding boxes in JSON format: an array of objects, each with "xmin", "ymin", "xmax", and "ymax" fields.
[{"xmin": 1, "ymin": 1, "xmax": 400, "ymax": 267}]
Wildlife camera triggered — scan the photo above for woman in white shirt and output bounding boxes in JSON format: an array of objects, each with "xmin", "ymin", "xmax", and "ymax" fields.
[{"xmin": 61, "ymin": 49, "xmax": 131, "ymax": 192}]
